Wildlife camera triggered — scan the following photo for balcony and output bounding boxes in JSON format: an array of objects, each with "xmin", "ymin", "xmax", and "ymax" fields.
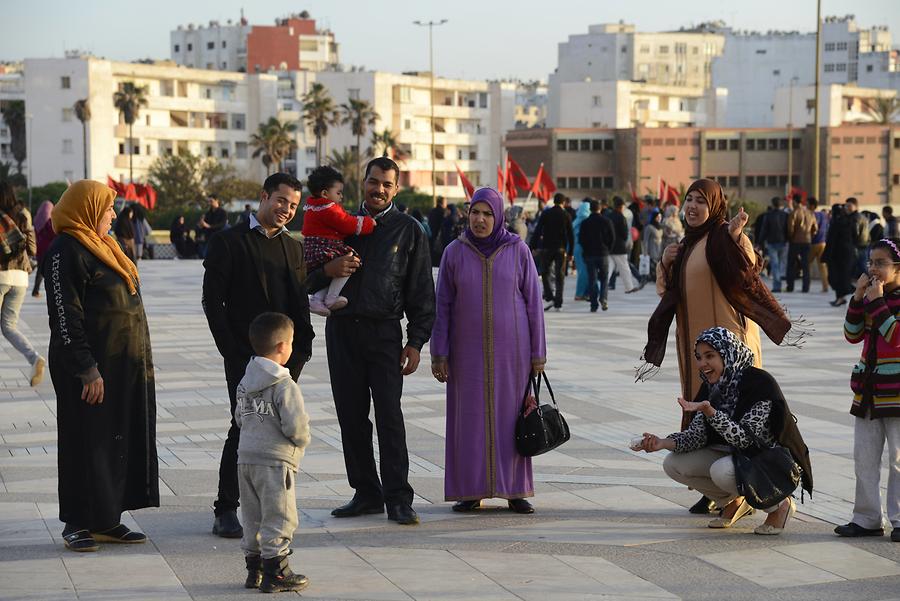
[
  {"xmin": 399, "ymin": 130, "xmax": 482, "ymax": 146},
  {"xmin": 114, "ymin": 154, "xmax": 156, "ymax": 170},
  {"xmin": 115, "ymin": 123, "xmax": 245, "ymax": 142}
]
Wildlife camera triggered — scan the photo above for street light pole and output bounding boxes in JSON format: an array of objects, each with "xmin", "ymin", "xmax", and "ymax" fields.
[
  {"xmin": 813, "ymin": 0, "xmax": 822, "ymax": 199},
  {"xmin": 413, "ymin": 18, "xmax": 447, "ymax": 207},
  {"xmin": 787, "ymin": 77, "xmax": 798, "ymax": 198},
  {"xmin": 25, "ymin": 112, "xmax": 33, "ymax": 213}
]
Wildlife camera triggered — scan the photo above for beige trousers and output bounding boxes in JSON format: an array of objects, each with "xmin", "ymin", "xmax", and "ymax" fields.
[
  {"xmin": 663, "ymin": 448, "xmax": 781, "ymax": 513},
  {"xmin": 808, "ymin": 242, "xmax": 829, "ymax": 292}
]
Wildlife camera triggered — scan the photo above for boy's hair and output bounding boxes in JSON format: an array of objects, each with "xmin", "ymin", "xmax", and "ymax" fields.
[
  {"xmin": 871, "ymin": 237, "xmax": 900, "ymax": 262},
  {"xmin": 307, "ymin": 165, "xmax": 344, "ymax": 197},
  {"xmin": 249, "ymin": 312, "xmax": 294, "ymax": 356}
]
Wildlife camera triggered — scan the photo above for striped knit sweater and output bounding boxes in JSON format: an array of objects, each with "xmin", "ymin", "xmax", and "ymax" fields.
[{"xmin": 844, "ymin": 288, "xmax": 900, "ymax": 418}]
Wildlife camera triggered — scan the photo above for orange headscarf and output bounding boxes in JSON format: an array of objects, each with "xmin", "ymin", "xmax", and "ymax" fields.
[{"xmin": 51, "ymin": 180, "xmax": 140, "ymax": 295}]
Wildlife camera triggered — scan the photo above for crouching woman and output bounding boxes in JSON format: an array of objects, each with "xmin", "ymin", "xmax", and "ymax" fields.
[{"xmin": 640, "ymin": 327, "xmax": 813, "ymax": 535}]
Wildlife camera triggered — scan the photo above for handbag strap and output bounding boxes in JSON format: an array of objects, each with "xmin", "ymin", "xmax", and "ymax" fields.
[{"xmin": 532, "ymin": 371, "xmax": 559, "ymax": 408}]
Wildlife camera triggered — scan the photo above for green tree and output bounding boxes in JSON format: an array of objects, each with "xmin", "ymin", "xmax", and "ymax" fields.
[
  {"xmin": 340, "ymin": 98, "xmax": 379, "ymax": 191},
  {"xmin": 301, "ymin": 83, "xmax": 339, "ymax": 165},
  {"xmin": 0, "ymin": 162, "xmax": 26, "ymax": 187},
  {"xmin": 864, "ymin": 95, "xmax": 900, "ymax": 124},
  {"xmin": 73, "ymin": 99, "xmax": 91, "ymax": 179},
  {"xmin": 0, "ymin": 100, "xmax": 26, "ymax": 176},
  {"xmin": 327, "ymin": 147, "xmax": 360, "ymax": 205},
  {"xmin": 113, "ymin": 82, "xmax": 149, "ymax": 182},
  {"xmin": 250, "ymin": 117, "xmax": 297, "ymax": 175},
  {"xmin": 30, "ymin": 181, "xmax": 69, "ymax": 204},
  {"xmin": 370, "ymin": 128, "xmax": 407, "ymax": 161},
  {"xmin": 201, "ymin": 160, "xmax": 261, "ymax": 202},
  {"xmin": 147, "ymin": 153, "xmax": 206, "ymax": 209}
]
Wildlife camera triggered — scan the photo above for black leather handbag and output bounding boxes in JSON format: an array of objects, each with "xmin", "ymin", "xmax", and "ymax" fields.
[
  {"xmin": 515, "ymin": 371, "xmax": 570, "ymax": 457},
  {"xmin": 732, "ymin": 430, "xmax": 801, "ymax": 510}
]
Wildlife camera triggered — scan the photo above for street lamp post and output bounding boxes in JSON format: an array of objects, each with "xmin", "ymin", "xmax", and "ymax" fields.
[
  {"xmin": 787, "ymin": 76, "xmax": 799, "ymax": 198},
  {"xmin": 813, "ymin": 0, "xmax": 822, "ymax": 199},
  {"xmin": 25, "ymin": 112, "xmax": 33, "ymax": 213},
  {"xmin": 413, "ymin": 18, "xmax": 447, "ymax": 207}
]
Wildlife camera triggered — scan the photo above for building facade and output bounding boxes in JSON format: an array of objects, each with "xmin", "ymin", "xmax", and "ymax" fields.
[
  {"xmin": 506, "ymin": 124, "xmax": 900, "ymax": 209},
  {"xmin": 23, "ymin": 56, "xmax": 278, "ymax": 186}
]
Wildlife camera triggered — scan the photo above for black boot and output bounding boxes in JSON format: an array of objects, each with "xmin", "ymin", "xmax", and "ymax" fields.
[
  {"xmin": 260, "ymin": 555, "xmax": 309, "ymax": 593},
  {"xmin": 689, "ymin": 495, "xmax": 717, "ymax": 515},
  {"xmin": 244, "ymin": 554, "xmax": 262, "ymax": 589}
]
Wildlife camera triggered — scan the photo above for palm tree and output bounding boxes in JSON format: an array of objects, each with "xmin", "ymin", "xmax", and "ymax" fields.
[
  {"xmin": 300, "ymin": 83, "xmax": 339, "ymax": 165},
  {"xmin": 327, "ymin": 147, "xmax": 360, "ymax": 204},
  {"xmin": 112, "ymin": 82, "xmax": 149, "ymax": 181},
  {"xmin": 0, "ymin": 100, "xmax": 26, "ymax": 176},
  {"xmin": 340, "ymin": 98, "xmax": 379, "ymax": 191},
  {"xmin": 250, "ymin": 117, "xmax": 298, "ymax": 175},
  {"xmin": 73, "ymin": 99, "xmax": 91, "ymax": 179},
  {"xmin": 370, "ymin": 128, "xmax": 408, "ymax": 161},
  {"xmin": 864, "ymin": 95, "xmax": 900, "ymax": 124}
]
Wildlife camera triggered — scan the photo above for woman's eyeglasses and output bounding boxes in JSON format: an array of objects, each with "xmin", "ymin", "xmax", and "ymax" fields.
[{"xmin": 866, "ymin": 260, "xmax": 900, "ymax": 269}]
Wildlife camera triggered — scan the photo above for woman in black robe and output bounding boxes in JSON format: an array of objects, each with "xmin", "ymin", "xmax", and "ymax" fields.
[
  {"xmin": 44, "ymin": 180, "xmax": 158, "ymax": 552},
  {"xmin": 823, "ymin": 203, "xmax": 856, "ymax": 306}
]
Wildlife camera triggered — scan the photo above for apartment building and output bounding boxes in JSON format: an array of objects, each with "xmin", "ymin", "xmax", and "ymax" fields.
[
  {"xmin": 773, "ymin": 84, "xmax": 898, "ymax": 127},
  {"xmin": 23, "ymin": 56, "xmax": 278, "ymax": 186},
  {"xmin": 170, "ymin": 13, "xmax": 339, "ymax": 74},
  {"xmin": 0, "ymin": 68, "xmax": 25, "ymax": 171},
  {"xmin": 506, "ymin": 124, "xmax": 900, "ymax": 207}
]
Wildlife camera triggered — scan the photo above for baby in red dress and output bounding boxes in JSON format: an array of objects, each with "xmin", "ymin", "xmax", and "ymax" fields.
[{"xmin": 302, "ymin": 166, "xmax": 376, "ymax": 316}]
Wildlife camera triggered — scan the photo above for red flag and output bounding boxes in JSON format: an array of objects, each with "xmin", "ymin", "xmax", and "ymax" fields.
[
  {"xmin": 628, "ymin": 181, "xmax": 640, "ymax": 203},
  {"xmin": 506, "ymin": 157, "xmax": 530, "ymax": 191},
  {"xmin": 145, "ymin": 184, "xmax": 157, "ymax": 210},
  {"xmin": 659, "ymin": 178, "xmax": 680, "ymax": 208},
  {"xmin": 455, "ymin": 164, "xmax": 474, "ymax": 200},
  {"xmin": 789, "ymin": 185, "xmax": 808, "ymax": 205},
  {"xmin": 497, "ymin": 164, "xmax": 504, "ymax": 192},
  {"xmin": 124, "ymin": 182, "xmax": 139, "ymax": 201},
  {"xmin": 530, "ymin": 163, "xmax": 557, "ymax": 202},
  {"xmin": 107, "ymin": 176, "xmax": 125, "ymax": 197}
]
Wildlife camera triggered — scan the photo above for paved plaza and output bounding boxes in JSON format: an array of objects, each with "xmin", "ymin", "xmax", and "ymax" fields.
[{"xmin": 1, "ymin": 259, "xmax": 899, "ymax": 600}]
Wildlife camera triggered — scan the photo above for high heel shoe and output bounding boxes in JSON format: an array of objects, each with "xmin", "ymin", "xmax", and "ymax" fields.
[
  {"xmin": 708, "ymin": 498, "xmax": 754, "ymax": 528},
  {"xmin": 754, "ymin": 497, "xmax": 795, "ymax": 535},
  {"xmin": 829, "ymin": 297, "xmax": 847, "ymax": 307}
]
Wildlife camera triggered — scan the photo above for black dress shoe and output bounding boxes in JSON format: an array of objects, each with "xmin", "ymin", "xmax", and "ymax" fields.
[
  {"xmin": 212, "ymin": 510, "xmax": 243, "ymax": 538},
  {"xmin": 331, "ymin": 495, "xmax": 384, "ymax": 518},
  {"xmin": 508, "ymin": 499, "xmax": 534, "ymax": 514},
  {"xmin": 452, "ymin": 500, "xmax": 481, "ymax": 512},
  {"xmin": 387, "ymin": 503, "xmax": 420, "ymax": 525},
  {"xmin": 689, "ymin": 495, "xmax": 717, "ymax": 515},
  {"xmin": 892, "ymin": 529, "xmax": 900, "ymax": 542},
  {"xmin": 834, "ymin": 522, "xmax": 884, "ymax": 537}
]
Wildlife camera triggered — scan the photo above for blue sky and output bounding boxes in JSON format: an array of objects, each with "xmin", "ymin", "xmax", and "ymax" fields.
[{"xmin": 3, "ymin": 0, "xmax": 897, "ymax": 81}]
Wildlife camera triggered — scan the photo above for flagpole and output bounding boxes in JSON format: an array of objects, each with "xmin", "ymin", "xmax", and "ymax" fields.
[{"xmin": 524, "ymin": 161, "xmax": 542, "ymax": 206}]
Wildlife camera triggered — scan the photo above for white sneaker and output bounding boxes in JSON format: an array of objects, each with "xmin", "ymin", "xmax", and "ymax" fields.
[
  {"xmin": 30, "ymin": 357, "xmax": 46, "ymax": 387},
  {"xmin": 308, "ymin": 297, "xmax": 331, "ymax": 317},
  {"xmin": 325, "ymin": 295, "xmax": 348, "ymax": 311}
]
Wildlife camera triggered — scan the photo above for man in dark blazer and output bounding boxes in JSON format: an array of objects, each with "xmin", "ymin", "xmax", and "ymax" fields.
[
  {"xmin": 309, "ymin": 156, "xmax": 435, "ymax": 526},
  {"xmin": 202, "ymin": 172, "xmax": 314, "ymax": 538}
]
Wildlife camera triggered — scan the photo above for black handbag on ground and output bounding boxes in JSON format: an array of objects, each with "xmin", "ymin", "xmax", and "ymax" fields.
[
  {"xmin": 515, "ymin": 371, "xmax": 570, "ymax": 457},
  {"xmin": 732, "ymin": 429, "xmax": 801, "ymax": 510}
]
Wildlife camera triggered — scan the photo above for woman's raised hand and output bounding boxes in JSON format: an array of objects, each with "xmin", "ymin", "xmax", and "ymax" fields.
[
  {"xmin": 661, "ymin": 243, "xmax": 680, "ymax": 269},
  {"xmin": 728, "ymin": 207, "xmax": 748, "ymax": 241},
  {"xmin": 431, "ymin": 358, "xmax": 449, "ymax": 383}
]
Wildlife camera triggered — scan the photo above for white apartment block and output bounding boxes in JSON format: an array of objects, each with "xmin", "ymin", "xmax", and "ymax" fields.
[
  {"xmin": 515, "ymin": 82, "xmax": 548, "ymax": 129},
  {"xmin": 275, "ymin": 70, "xmax": 515, "ymax": 200},
  {"xmin": 23, "ymin": 56, "xmax": 278, "ymax": 186},
  {"xmin": 773, "ymin": 83, "xmax": 898, "ymax": 127},
  {"xmin": 0, "ymin": 69, "xmax": 25, "ymax": 171},
  {"xmin": 171, "ymin": 19, "xmax": 251, "ymax": 72}
]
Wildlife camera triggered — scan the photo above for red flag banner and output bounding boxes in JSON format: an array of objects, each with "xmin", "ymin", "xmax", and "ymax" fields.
[
  {"xmin": 107, "ymin": 176, "xmax": 125, "ymax": 197},
  {"xmin": 659, "ymin": 178, "xmax": 680, "ymax": 207},
  {"xmin": 789, "ymin": 185, "xmax": 808, "ymax": 205},
  {"xmin": 455, "ymin": 164, "xmax": 474, "ymax": 200},
  {"xmin": 497, "ymin": 164, "xmax": 504, "ymax": 192},
  {"xmin": 507, "ymin": 157, "xmax": 530, "ymax": 191},
  {"xmin": 530, "ymin": 164, "xmax": 557, "ymax": 202}
]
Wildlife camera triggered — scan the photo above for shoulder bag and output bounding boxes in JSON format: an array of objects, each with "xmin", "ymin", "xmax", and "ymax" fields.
[{"xmin": 515, "ymin": 371, "xmax": 570, "ymax": 457}]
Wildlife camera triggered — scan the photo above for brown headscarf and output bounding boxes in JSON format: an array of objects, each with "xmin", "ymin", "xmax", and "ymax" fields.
[
  {"xmin": 638, "ymin": 179, "xmax": 803, "ymax": 380},
  {"xmin": 52, "ymin": 180, "xmax": 140, "ymax": 295}
]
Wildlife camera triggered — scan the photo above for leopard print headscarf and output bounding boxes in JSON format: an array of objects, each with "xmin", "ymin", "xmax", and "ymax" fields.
[{"xmin": 695, "ymin": 327, "xmax": 755, "ymax": 416}]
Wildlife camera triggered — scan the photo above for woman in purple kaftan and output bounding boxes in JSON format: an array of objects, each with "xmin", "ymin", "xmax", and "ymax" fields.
[{"xmin": 431, "ymin": 187, "xmax": 547, "ymax": 514}]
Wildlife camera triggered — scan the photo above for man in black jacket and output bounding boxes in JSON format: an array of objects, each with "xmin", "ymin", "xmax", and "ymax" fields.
[
  {"xmin": 312, "ymin": 157, "xmax": 435, "ymax": 526},
  {"xmin": 202, "ymin": 173, "xmax": 315, "ymax": 538},
  {"xmin": 530, "ymin": 193, "xmax": 574, "ymax": 311},
  {"xmin": 758, "ymin": 197, "xmax": 789, "ymax": 292},
  {"xmin": 579, "ymin": 200, "xmax": 615, "ymax": 312},
  {"xmin": 845, "ymin": 197, "xmax": 870, "ymax": 277}
]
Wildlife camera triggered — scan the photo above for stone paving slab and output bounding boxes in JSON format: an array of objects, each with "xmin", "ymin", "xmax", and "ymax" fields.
[{"xmin": 0, "ymin": 261, "xmax": 898, "ymax": 600}]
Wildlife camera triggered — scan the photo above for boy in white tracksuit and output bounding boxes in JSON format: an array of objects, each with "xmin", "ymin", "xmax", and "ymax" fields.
[{"xmin": 235, "ymin": 312, "xmax": 310, "ymax": 593}]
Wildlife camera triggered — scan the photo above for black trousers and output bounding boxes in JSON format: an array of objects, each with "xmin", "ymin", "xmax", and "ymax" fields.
[
  {"xmin": 326, "ymin": 316, "xmax": 413, "ymax": 506},
  {"xmin": 786, "ymin": 242, "xmax": 811, "ymax": 292},
  {"xmin": 540, "ymin": 248, "xmax": 566, "ymax": 308},
  {"xmin": 214, "ymin": 354, "xmax": 301, "ymax": 516}
]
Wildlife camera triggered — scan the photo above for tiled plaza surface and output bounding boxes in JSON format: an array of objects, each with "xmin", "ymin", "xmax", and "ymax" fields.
[{"xmin": 1, "ymin": 259, "xmax": 898, "ymax": 600}]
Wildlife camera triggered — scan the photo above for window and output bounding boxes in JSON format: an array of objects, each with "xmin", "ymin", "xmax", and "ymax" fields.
[
  {"xmin": 556, "ymin": 177, "xmax": 566, "ymax": 189},
  {"xmin": 479, "ymin": 93, "xmax": 488, "ymax": 108},
  {"xmin": 728, "ymin": 176, "xmax": 739, "ymax": 188},
  {"xmin": 755, "ymin": 49, "xmax": 767, "ymax": 55},
  {"xmin": 62, "ymin": 108, "xmax": 74, "ymax": 122},
  {"xmin": 206, "ymin": 63, "xmax": 214, "ymax": 70},
  {"xmin": 603, "ymin": 176, "xmax": 613, "ymax": 188},
  {"xmin": 756, "ymin": 175, "xmax": 767, "ymax": 187},
  {"xmin": 61, "ymin": 76, "xmax": 71, "ymax": 89},
  {"xmin": 778, "ymin": 175, "xmax": 788, "ymax": 187},
  {"xmin": 592, "ymin": 95, "xmax": 602, "ymax": 107},
  {"xmin": 205, "ymin": 146, "xmax": 213, "ymax": 157},
  {"xmin": 236, "ymin": 142, "xmax": 248, "ymax": 159},
  {"xmin": 592, "ymin": 177, "xmax": 603, "ymax": 188},
  {"xmin": 348, "ymin": 88, "xmax": 360, "ymax": 100},
  {"xmin": 768, "ymin": 139, "xmax": 779, "ymax": 151},
  {"xmin": 580, "ymin": 177, "xmax": 590, "ymax": 189},
  {"xmin": 773, "ymin": 69, "xmax": 781, "ymax": 76},
  {"xmin": 639, "ymin": 45, "xmax": 650, "ymax": 54},
  {"xmin": 118, "ymin": 143, "xmax": 125, "ymax": 155},
  {"xmin": 146, "ymin": 145, "xmax": 151, "ymax": 155},
  {"xmin": 187, "ymin": 43, "xmax": 193, "ymax": 51},
  {"xmin": 603, "ymin": 139, "xmax": 614, "ymax": 151},
  {"xmin": 591, "ymin": 139, "xmax": 602, "ymax": 151},
  {"xmin": 824, "ymin": 64, "xmax": 835, "ymax": 72},
  {"xmin": 403, "ymin": 119, "xmax": 411, "ymax": 130},
  {"xmin": 837, "ymin": 41, "xmax": 848, "ymax": 51},
  {"xmin": 729, "ymin": 139, "xmax": 739, "ymax": 151},
  {"xmin": 717, "ymin": 139, "xmax": 728, "ymax": 151},
  {"xmin": 145, "ymin": 115, "xmax": 151, "ymax": 126},
  {"xmin": 836, "ymin": 63, "xmax": 846, "ymax": 72},
  {"xmin": 567, "ymin": 177, "xmax": 578, "ymax": 189},
  {"xmin": 867, "ymin": 65, "xmax": 874, "ymax": 72},
  {"xmin": 580, "ymin": 139, "xmax": 590, "ymax": 151},
  {"xmin": 557, "ymin": 139, "xmax": 567, "ymax": 151},
  {"xmin": 220, "ymin": 147, "xmax": 229, "ymax": 158},
  {"xmin": 824, "ymin": 42, "xmax": 835, "ymax": 51},
  {"xmin": 62, "ymin": 139, "xmax": 73, "ymax": 154},
  {"xmin": 222, "ymin": 41, "xmax": 227, "ymax": 48},
  {"xmin": 231, "ymin": 113, "xmax": 245, "ymax": 130},
  {"xmin": 222, "ymin": 62, "xmax": 227, "ymax": 69},
  {"xmin": 746, "ymin": 139, "xmax": 756, "ymax": 151},
  {"xmin": 707, "ymin": 139, "xmax": 716, "ymax": 151},
  {"xmin": 399, "ymin": 87, "xmax": 411, "ymax": 103},
  {"xmin": 207, "ymin": 41, "xmax": 214, "ymax": 50},
  {"xmin": 174, "ymin": 44, "xmax": 180, "ymax": 52},
  {"xmin": 692, "ymin": 46, "xmax": 699, "ymax": 55},
  {"xmin": 659, "ymin": 45, "xmax": 669, "ymax": 54},
  {"xmin": 205, "ymin": 88, "xmax": 212, "ymax": 99},
  {"xmin": 568, "ymin": 140, "xmax": 578, "ymax": 151},
  {"xmin": 767, "ymin": 175, "xmax": 778, "ymax": 187}
]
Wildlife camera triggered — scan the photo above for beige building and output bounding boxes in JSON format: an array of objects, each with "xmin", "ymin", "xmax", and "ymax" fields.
[
  {"xmin": 773, "ymin": 83, "xmax": 898, "ymax": 127},
  {"xmin": 24, "ymin": 56, "xmax": 278, "ymax": 186}
]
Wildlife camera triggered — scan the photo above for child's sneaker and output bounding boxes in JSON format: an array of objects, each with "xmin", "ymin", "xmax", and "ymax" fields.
[
  {"xmin": 309, "ymin": 296, "xmax": 331, "ymax": 317},
  {"xmin": 325, "ymin": 295, "xmax": 348, "ymax": 311}
]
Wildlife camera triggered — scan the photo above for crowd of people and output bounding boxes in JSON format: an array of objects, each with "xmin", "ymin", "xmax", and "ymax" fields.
[{"xmin": 1, "ymin": 166, "xmax": 898, "ymax": 595}]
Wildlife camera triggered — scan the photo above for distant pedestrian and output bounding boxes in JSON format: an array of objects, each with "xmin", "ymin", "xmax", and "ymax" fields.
[
  {"xmin": 785, "ymin": 197, "xmax": 818, "ymax": 292},
  {"xmin": 807, "ymin": 197, "xmax": 829, "ymax": 293},
  {"xmin": 884, "ymin": 206, "xmax": 900, "ymax": 239},
  {"xmin": 836, "ymin": 238, "xmax": 900, "ymax": 542},
  {"xmin": 131, "ymin": 203, "xmax": 152, "ymax": 261},
  {"xmin": 757, "ymin": 197, "xmax": 788, "ymax": 292},
  {"xmin": 530, "ymin": 193, "xmax": 574, "ymax": 311},
  {"xmin": 30, "ymin": 200, "xmax": 55, "ymax": 297},
  {"xmin": 608, "ymin": 197, "xmax": 640, "ymax": 294},
  {"xmin": 113, "ymin": 205, "xmax": 136, "ymax": 261},
  {"xmin": 572, "ymin": 200, "xmax": 592, "ymax": 300},
  {"xmin": 578, "ymin": 200, "xmax": 615, "ymax": 312},
  {"xmin": 823, "ymin": 203, "xmax": 856, "ymax": 306},
  {"xmin": 845, "ymin": 197, "xmax": 870, "ymax": 277}
]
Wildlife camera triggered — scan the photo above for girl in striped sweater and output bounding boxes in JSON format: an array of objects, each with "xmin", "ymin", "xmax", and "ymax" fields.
[{"xmin": 839, "ymin": 237, "xmax": 900, "ymax": 542}]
